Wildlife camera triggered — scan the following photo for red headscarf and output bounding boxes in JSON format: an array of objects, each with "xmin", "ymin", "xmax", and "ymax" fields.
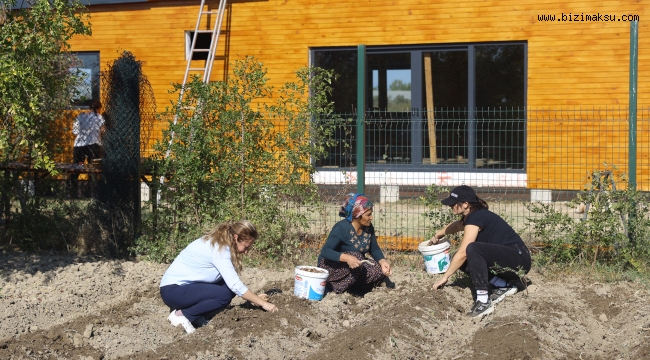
[{"xmin": 339, "ymin": 193, "xmax": 373, "ymax": 222}]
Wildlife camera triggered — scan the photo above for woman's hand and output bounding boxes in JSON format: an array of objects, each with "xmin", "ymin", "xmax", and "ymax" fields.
[
  {"xmin": 379, "ymin": 259, "xmax": 393, "ymax": 276},
  {"xmin": 433, "ymin": 275, "xmax": 448, "ymax": 290},
  {"xmin": 242, "ymin": 290, "xmax": 278, "ymax": 313},
  {"xmin": 427, "ymin": 231, "xmax": 445, "ymax": 245},
  {"xmin": 342, "ymin": 254, "xmax": 361, "ymax": 269},
  {"xmin": 261, "ymin": 302, "xmax": 278, "ymax": 313}
]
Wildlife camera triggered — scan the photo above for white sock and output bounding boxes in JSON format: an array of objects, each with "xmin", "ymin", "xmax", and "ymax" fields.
[
  {"xmin": 175, "ymin": 310, "xmax": 183, "ymax": 317},
  {"xmin": 476, "ymin": 290, "xmax": 489, "ymax": 303},
  {"xmin": 490, "ymin": 276, "xmax": 508, "ymax": 288}
]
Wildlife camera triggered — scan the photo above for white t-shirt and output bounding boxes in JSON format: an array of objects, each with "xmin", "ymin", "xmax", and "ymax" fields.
[
  {"xmin": 159, "ymin": 237, "xmax": 249, "ymax": 297},
  {"xmin": 73, "ymin": 111, "xmax": 104, "ymax": 147}
]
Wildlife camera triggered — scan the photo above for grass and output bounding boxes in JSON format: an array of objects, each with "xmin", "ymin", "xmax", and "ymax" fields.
[
  {"xmin": 6, "ymin": 189, "xmax": 650, "ymax": 287},
  {"xmin": 532, "ymin": 260, "xmax": 650, "ymax": 286},
  {"xmin": 244, "ymin": 246, "xmax": 321, "ymax": 269},
  {"xmin": 299, "ymin": 197, "xmax": 589, "ymax": 242}
]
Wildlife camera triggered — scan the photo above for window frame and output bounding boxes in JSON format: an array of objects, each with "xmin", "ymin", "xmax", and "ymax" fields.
[
  {"xmin": 185, "ymin": 31, "xmax": 213, "ymax": 61},
  {"xmin": 310, "ymin": 41, "xmax": 528, "ymax": 174},
  {"xmin": 70, "ymin": 51, "xmax": 101, "ymax": 109}
]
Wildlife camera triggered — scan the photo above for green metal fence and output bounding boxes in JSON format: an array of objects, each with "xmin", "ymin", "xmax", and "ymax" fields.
[
  {"xmin": 287, "ymin": 107, "xmax": 650, "ymax": 252},
  {"xmin": 3, "ymin": 105, "xmax": 645, "ymax": 257}
]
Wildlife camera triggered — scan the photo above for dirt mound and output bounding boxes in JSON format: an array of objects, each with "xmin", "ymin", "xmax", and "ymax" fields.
[
  {"xmin": 470, "ymin": 316, "xmax": 540, "ymax": 359},
  {"xmin": 1, "ymin": 251, "xmax": 650, "ymax": 359}
]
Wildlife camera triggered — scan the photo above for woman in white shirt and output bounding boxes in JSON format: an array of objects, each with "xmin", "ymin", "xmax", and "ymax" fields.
[
  {"xmin": 160, "ymin": 220, "xmax": 278, "ymax": 334},
  {"xmin": 72, "ymin": 100, "xmax": 104, "ymax": 163}
]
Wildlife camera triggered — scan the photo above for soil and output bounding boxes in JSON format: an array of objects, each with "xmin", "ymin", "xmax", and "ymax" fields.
[
  {"xmin": 298, "ymin": 267, "xmax": 327, "ymax": 274},
  {"xmin": 1, "ymin": 250, "xmax": 649, "ymax": 360}
]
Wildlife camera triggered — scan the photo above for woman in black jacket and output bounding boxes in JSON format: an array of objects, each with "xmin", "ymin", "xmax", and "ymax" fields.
[{"xmin": 430, "ymin": 185, "xmax": 531, "ymax": 318}]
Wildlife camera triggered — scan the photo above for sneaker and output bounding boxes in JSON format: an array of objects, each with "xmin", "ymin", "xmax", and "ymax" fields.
[
  {"xmin": 167, "ymin": 310, "xmax": 181, "ymax": 326},
  {"xmin": 467, "ymin": 299, "xmax": 494, "ymax": 318},
  {"xmin": 489, "ymin": 283, "xmax": 518, "ymax": 304},
  {"xmin": 192, "ymin": 316, "xmax": 209, "ymax": 327},
  {"xmin": 167, "ymin": 311, "xmax": 196, "ymax": 334},
  {"xmin": 512, "ymin": 278, "xmax": 527, "ymax": 291}
]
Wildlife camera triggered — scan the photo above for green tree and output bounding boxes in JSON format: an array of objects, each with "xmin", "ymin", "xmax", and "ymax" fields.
[
  {"xmin": 0, "ymin": 0, "xmax": 91, "ymax": 171},
  {"xmin": 389, "ymin": 79, "xmax": 411, "ymax": 91},
  {"xmin": 136, "ymin": 56, "xmax": 337, "ymax": 263}
]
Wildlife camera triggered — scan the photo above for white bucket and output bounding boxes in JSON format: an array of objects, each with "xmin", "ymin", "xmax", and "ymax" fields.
[
  {"xmin": 294, "ymin": 266, "xmax": 329, "ymax": 301},
  {"xmin": 418, "ymin": 240, "xmax": 451, "ymax": 274}
]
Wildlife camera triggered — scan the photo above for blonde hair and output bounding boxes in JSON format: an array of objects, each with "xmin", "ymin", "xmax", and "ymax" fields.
[{"xmin": 203, "ymin": 220, "xmax": 258, "ymax": 272}]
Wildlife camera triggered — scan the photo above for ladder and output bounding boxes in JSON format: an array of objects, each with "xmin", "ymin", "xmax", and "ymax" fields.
[
  {"xmin": 165, "ymin": 0, "xmax": 227, "ymax": 156},
  {"xmin": 182, "ymin": 0, "xmax": 228, "ymax": 85},
  {"xmin": 159, "ymin": 0, "xmax": 227, "ymax": 192}
]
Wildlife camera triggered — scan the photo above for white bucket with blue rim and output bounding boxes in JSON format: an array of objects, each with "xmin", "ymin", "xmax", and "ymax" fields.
[
  {"xmin": 419, "ymin": 240, "xmax": 451, "ymax": 274},
  {"xmin": 294, "ymin": 266, "xmax": 329, "ymax": 300}
]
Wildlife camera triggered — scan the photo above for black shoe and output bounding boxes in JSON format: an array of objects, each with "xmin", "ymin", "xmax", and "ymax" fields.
[
  {"xmin": 489, "ymin": 283, "xmax": 518, "ymax": 304},
  {"xmin": 467, "ymin": 299, "xmax": 494, "ymax": 318},
  {"xmin": 512, "ymin": 277, "xmax": 528, "ymax": 291}
]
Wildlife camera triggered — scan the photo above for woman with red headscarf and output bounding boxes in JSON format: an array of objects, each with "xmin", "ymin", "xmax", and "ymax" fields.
[{"xmin": 318, "ymin": 193, "xmax": 392, "ymax": 294}]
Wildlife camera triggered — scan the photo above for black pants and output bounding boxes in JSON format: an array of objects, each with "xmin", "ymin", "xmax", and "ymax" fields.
[
  {"xmin": 459, "ymin": 242, "xmax": 531, "ymax": 292},
  {"xmin": 70, "ymin": 144, "xmax": 101, "ymax": 197},
  {"xmin": 73, "ymin": 144, "xmax": 101, "ymax": 164}
]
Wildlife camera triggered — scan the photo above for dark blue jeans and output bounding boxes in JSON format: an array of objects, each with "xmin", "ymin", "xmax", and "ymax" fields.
[
  {"xmin": 459, "ymin": 242, "xmax": 531, "ymax": 292},
  {"xmin": 160, "ymin": 279, "xmax": 236, "ymax": 322}
]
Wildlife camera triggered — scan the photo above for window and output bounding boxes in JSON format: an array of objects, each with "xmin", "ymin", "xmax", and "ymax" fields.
[
  {"xmin": 71, "ymin": 52, "xmax": 100, "ymax": 107},
  {"xmin": 185, "ymin": 31, "xmax": 213, "ymax": 61},
  {"xmin": 312, "ymin": 42, "xmax": 526, "ymax": 171}
]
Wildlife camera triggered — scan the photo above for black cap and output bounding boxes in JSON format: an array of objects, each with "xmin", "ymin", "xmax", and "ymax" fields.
[{"xmin": 441, "ymin": 185, "xmax": 478, "ymax": 206}]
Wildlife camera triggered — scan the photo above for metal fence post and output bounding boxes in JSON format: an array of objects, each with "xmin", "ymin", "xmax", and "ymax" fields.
[
  {"xmin": 629, "ymin": 20, "xmax": 638, "ymax": 190},
  {"xmin": 629, "ymin": 20, "xmax": 638, "ymax": 245},
  {"xmin": 357, "ymin": 45, "xmax": 366, "ymax": 194}
]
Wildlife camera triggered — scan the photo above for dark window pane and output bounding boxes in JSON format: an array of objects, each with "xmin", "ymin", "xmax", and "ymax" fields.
[
  {"xmin": 366, "ymin": 110, "xmax": 411, "ymax": 164},
  {"xmin": 475, "ymin": 45, "xmax": 524, "ymax": 108},
  {"xmin": 421, "ymin": 109, "xmax": 469, "ymax": 166},
  {"xmin": 475, "ymin": 45, "xmax": 525, "ymax": 169},
  {"xmin": 188, "ymin": 32, "xmax": 212, "ymax": 61},
  {"xmin": 475, "ymin": 107, "xmax": 525, "ymax": 170},
  {"xmin": 423, "ymin": 51, "xmax": 468, "ymax": 109},
  {"xmin": 422, "ymin": 51, "xmax": 468, "ymax": 163},
  {"xmin": 313, "ymin": 50, "xmax": 358, "ymax": 167},
  {"xmin": 313, "ymin": 50, "xmax": 357, "ymax": 113}
]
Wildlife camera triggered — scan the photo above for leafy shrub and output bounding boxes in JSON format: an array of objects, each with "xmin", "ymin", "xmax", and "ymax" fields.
[
  {"xmin": 134, "ymin": 57, "xmax": 337, "ymax": 263},
  {"xmin": 5, "ymin": 195, "xmax": 83, "ymax": 251},
  {"xmin": 526, "ymin": 168, "xmax": 650, "ymax": 273},
  {"xmin": 524, "ymin": 202, "xmax": 582, "ymax": 263},
  {"xmin": 420, "ymin": 184, "xmax": 461, "ymax": 243},
  {"xmin": 3, "ymin": 179, "xmax": 133, "ymax": 256}
]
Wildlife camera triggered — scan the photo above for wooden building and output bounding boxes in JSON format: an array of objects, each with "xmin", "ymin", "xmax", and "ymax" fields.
[{"xmin": 68, "ymin": 0, "xmax": 649, "ymax": 191}]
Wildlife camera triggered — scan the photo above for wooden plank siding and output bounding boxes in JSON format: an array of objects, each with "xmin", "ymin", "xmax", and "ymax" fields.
[{"xmin": 68, "ymin": 0, "xmax": 649, "ymax": 190}]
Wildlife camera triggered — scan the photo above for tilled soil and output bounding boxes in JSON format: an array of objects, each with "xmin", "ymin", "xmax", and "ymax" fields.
[{"xmin": 1, "ymin": 250, "xmax": 649, "ymax": 359}]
